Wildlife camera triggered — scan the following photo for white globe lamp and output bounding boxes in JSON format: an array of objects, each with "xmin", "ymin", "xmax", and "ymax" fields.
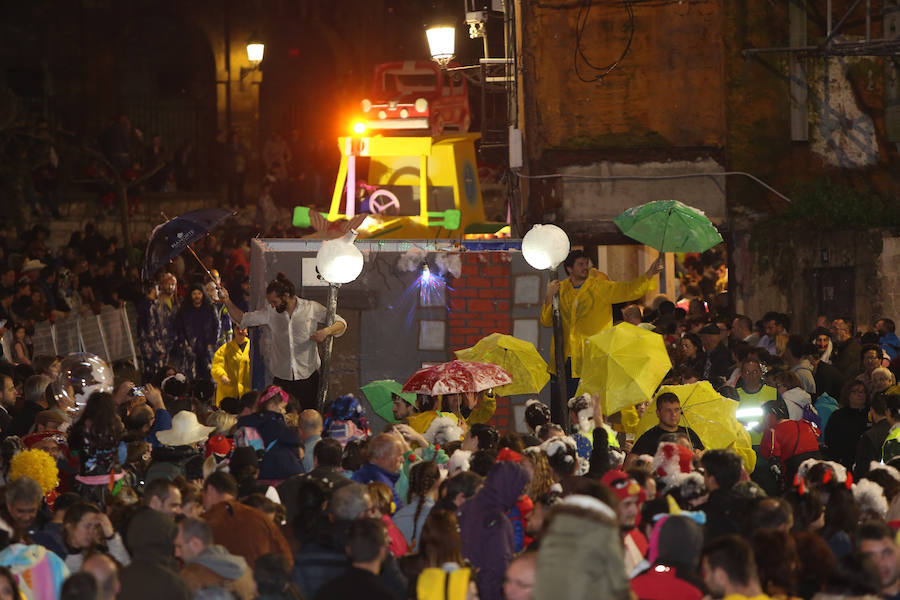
[
  {"xmin": 316, "ymin": 230, "xmax": 364, "ymax": 284},
  {"xmin": 522, "ymin": 224, "xmax": 570, "ymax": 271}
]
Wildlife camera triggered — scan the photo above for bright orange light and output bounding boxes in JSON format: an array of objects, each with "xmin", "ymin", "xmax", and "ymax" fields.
[{"xmin": 352, "ymin": 121, "xmax": 367, "ymax": 135}]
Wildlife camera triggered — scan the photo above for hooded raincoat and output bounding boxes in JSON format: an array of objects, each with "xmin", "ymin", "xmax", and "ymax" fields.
[{"xmin": 459, "ymin": 461, "xmax": 529, "ymax": 600}]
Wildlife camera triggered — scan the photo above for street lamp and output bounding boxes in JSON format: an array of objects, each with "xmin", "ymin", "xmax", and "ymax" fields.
[
  {"xmin": 241, "ymin": 33, "xmax": 265, "ymax": 80},
  {"xmin": 426, "ymin": 24, "xmax": 456, "ymax": 67},
  {"xmin": 522, "ymin": 224, "xmax": 571, "ymax": 429},
  {"xmin": 315, "ymin": 230, "xmax": 364, "ymax": 411}
]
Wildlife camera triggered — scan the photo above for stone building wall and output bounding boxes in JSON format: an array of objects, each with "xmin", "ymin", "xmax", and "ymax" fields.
[{"xmin": 733, "ymin": 228, "xmax": 899, "ymax": 334}]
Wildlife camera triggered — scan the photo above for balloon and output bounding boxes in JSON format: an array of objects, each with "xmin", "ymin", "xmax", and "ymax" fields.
[{"xmin": 52, "ymin": 352, "xmax": 114, "ymax": 414}]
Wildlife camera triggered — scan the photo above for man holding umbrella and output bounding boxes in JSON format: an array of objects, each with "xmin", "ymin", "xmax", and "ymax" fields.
[
  {"xmin": 541, "ymin": 250, "xmax": 662, "ymax": 406},
  {"xmin": 220, "ymin": 272, "xmax": 346, "ymax": 409}
]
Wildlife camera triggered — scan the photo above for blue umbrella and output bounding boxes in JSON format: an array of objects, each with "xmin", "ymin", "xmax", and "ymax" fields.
[{"xmin": 142, "ymin": 208, "xmax": 233, "ymax": 279}]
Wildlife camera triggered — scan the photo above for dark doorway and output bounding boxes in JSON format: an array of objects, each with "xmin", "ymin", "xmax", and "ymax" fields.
[{"xmin": 805, "ymin": 267, "xmax": 856, "ymax": 322}]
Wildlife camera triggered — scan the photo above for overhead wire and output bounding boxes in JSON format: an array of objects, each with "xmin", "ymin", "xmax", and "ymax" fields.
[{"xmin": 574, "ymin": 0, "xmax": 636, "ymax": 82}]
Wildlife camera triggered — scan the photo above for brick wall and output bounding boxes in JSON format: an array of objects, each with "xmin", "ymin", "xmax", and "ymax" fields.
[{"xmin": 448, "ymin": 252, "xmax": 514, "ymax": 429}]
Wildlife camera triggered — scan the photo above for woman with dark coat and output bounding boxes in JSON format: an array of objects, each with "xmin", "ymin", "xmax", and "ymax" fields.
[{"xmin": 823, "ymin": 380, "xmax": 869, "ymax": 469}]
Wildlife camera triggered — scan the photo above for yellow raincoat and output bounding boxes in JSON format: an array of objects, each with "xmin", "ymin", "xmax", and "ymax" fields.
[
  {"xmin": 540, "ymin": 269, "xmax": 657, "ymax": 378},
  {"xmin": 407, "ymin": 392, "xmax": 497, "ymax": 434},
  {"xmin": 211, "ymin": 338, "xmax": 251, "ymax": 406}
]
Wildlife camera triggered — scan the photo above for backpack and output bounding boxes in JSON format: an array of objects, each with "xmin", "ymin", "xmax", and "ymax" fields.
[
  {"xmin": 801, "ymin": 404, "xmax": 821, "ymax": 436},
  {"xmin": 234, "ymin": 425, "xmax": 265, "ymax": 452},
  {"xmin": 234, "ymin": 425, "xmax": 277, "ymax": 453}
]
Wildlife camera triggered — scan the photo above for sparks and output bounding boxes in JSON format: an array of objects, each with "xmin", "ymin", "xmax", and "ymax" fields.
[{"xmin": 416, "ymin": 263, "xmax": 445, "ymax": 305}]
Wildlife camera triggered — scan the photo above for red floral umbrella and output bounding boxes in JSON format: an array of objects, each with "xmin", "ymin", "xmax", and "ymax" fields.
[{"xmin": 402, "ymin": 360, "xmax": 513, "ymax": 395}]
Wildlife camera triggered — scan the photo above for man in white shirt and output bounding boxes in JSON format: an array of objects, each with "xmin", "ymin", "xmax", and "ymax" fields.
[{"xmin": 221, "ymin": 272, "xmax": 346, "ymax": 409}]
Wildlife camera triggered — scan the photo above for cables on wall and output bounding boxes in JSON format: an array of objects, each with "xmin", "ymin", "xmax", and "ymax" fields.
[{"xmin": 574, "ymin": 0, "xmax": 635, "ymax": 82}]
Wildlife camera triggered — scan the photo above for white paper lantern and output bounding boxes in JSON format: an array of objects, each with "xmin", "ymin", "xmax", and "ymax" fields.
[
  {"xmin": 522, "ymin": 224, "xmax": 570, "ymax": 270},
  {"xmin": 316, "ymin": 230, "xmax": 364, "ymax": 284}
]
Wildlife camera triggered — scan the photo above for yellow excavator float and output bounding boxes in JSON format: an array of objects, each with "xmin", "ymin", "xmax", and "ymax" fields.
[{"xmin": 292, "ymin": 133, "xmax": 508, "ymax": 239}]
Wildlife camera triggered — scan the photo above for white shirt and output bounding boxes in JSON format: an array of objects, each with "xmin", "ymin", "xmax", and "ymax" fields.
[{"xmin": 241, "ymin": 297, "xmax": 346, "ymax": 381}]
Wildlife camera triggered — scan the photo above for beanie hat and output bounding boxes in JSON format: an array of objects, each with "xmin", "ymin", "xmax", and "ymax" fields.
[{"xmin": 205, "ymin": 434, "xmax": 234, "ymax": 458}]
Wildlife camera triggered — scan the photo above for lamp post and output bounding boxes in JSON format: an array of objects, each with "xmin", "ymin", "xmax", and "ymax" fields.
[
  {"xmin": 522, "ymin": 224, "xmax": 571, "ymax": 429},
  {"xmin": 314, "ymin": 230, "xmax": 364, "ymax": 412}
]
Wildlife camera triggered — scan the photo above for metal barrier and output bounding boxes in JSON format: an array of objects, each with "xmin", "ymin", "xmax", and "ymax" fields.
[{"xmin": 19, "ymin": 305, "xmax": 138, "ymax": 367}]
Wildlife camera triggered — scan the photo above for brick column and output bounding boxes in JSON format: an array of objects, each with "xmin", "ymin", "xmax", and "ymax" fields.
[{"xmin": 448, "ymin": 252, "xmax": 513, "ymax": 429}]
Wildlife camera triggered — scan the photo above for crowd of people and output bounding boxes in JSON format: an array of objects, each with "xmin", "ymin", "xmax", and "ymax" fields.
[
  {"xmin": 4, "ymin": 221, "xmax": 900, "ymax": 600},
  {"xmin": 0, "ymin": 219, "xmax": 261, "ymax": 372}
]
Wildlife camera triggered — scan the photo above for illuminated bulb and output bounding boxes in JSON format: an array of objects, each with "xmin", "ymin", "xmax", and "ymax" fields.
[
  {"xmin": 246, "ymin": 42, "xmax": 264, "ymax": 63},
  {"xmin": 426, "ymin": 26, "xmax": 455, "ymax": 63},
  {"xmin": 316, "ymin": 230, "xmax": 364, "ymax": 284},
  {"xmin": 522, "ymin": 224, "xmax": 571, "ymax": 270},
  {"xmin": 421, "ymin": 263, "xmax": 432, "ymax": 282}
]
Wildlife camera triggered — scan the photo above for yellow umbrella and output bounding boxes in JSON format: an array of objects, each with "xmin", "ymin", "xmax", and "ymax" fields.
[
  {"xmin": 634, "ymin": 381, "xmax": 756, "ymax": 472},
  {"xmin": 575, "ymin": 322, "xmax": 672, "ymax": 416},
  {"xmin": 454, "ymin": 333, "xmax": 549, "ymax": 396}
]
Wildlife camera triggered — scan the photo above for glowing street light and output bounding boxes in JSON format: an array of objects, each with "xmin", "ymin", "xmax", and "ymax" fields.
[
  {"xmin": 315, "ymin": 230, "xmax": 364, "ymax": 409},
  {"xmin": 522, "ymin": 224, "xmax": 571, "ymax": 429},
  {"xmin": 246, "ymin": 39, "xmax": 265, "ymax": 64},
  {"xmin": 522, "ymin": 224, "xmax": 570, "ymax": 271},
  {"xmin": 426, "ymin": 25, "xmax": 456, "ymax": 67},
  {"xmin": 316, "ymin": 230, "xmax": 364, "ymax": 284},
  {"xmin": 241, "ymin": 34, "xmax": 265, "ymax": 80}
]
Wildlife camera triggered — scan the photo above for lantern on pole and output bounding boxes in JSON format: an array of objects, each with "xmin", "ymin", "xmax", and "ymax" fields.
[
  {"xmin": 314, "ymin": 230, "xmax": 364, "ymax": 410},
  {"xmin": 522, "ymin": 224, "xmax": 571, "ymax": 429}
]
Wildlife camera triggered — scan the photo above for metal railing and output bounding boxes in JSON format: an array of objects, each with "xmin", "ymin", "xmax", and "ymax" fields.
[{"xmin": 7, "ymin": 304, "xmax": 139, "ymax": 367}]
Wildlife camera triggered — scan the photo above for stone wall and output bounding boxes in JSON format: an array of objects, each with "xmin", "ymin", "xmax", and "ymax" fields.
[
  {"xmin": 733, "ymin": 228, "xmax": 897, "ymax": 334},
  {"xmin": 32, "ymin": 193, "xmax": 220, "ymax": 250},
  {"xmin": 518, "ymin": 0, "xmax": 727, "ymax": 158},
  {"xmin": 559, "ymin": 158, "xmax": 727, "ymax": 222},
  {"xmin": 878, "ymin": 235, "xmax": 900, "ymax": 322}
]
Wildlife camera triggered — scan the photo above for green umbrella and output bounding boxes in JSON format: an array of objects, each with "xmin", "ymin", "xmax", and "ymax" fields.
[
  {"xmin": 613, "ymin": 200, "xmax": 723, "ymax": 253},
  {"xmin": 361, "ymin": 380, "xmax": 417, "ymax": 423}
]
